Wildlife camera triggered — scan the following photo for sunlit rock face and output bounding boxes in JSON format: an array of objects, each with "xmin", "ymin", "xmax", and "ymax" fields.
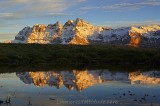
[
  {"xmin": 129, "ymin": 28, "xmax": 141, "ymax": 47},
  {"xmin": 13, "ymin": 18, "xmax": 99, "ymax": 45},
  {"xmin": 129, "ymin": 71, "xmax": 160, "ymax": 85},
  {"xmin": 68, "ymin": 35, "xmax": 89, "ymax": 45},
  {"xmin": 12, "ymin": 18, "xmax": 160, "ymax": 47},
  {"xmin": 13, "ymin": 22, "xmax": 63, "ymax": 44},
  {"xmin": 27, "ymin": 24, "xmax": 48, "ymax": 44},
  {"xmin": 61, "ymin": 18, "xmax": 98, "ymax": 45},
  {"xmin": 129, "ymin": 25, "xmax": 160, "ymax": 47}
]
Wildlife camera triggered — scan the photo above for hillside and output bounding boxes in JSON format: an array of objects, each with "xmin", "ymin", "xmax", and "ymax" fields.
[{"xmin": 0, "ymin": 44, "xmax": 159, "ymax": 65}]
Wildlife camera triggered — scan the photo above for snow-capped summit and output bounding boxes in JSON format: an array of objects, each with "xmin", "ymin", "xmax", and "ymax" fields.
[{"xmin": 10, "ymin": 18, "xmax": 160, "ymax": 47}]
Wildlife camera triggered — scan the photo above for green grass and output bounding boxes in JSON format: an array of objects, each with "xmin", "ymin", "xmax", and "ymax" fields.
[{"xmin": 0, "ymin": 43, "xmax": 159, "ymax": 66}]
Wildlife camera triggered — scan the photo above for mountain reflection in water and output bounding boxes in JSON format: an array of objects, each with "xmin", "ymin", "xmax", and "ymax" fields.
[{"xmin": 16, "ymin": 70, "xmax": 160, "ymax": 92}]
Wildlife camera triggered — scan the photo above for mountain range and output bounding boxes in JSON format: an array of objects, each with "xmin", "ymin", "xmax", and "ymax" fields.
[{"xmin": 6, "ymin": 18, "xmax": 160, "ymax": 47}]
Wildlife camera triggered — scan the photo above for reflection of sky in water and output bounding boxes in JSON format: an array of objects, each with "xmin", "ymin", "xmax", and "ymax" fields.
[{"xmin": 0, "ymin": 70, "xmax": 160, "ymax": 106}]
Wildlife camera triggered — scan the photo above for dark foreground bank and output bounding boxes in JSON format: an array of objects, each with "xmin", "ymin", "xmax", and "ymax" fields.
[{"xmin": 0, "ymin": 43, "xmax": 159, "ymax": 65}]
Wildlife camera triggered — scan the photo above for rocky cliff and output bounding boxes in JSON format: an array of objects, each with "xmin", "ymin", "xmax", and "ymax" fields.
[{"xmin": 11, "ymin": 18, "xmax": 160, "ymax": 47}]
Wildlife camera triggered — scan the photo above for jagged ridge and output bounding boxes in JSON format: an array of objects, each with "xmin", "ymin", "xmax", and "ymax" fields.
[{"xmin": 10, "ymin": 18, "xmax": 160, "ymax": 47}]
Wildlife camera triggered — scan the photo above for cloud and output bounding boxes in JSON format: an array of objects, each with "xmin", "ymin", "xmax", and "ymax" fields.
[
  {"xmin": 78, "ymin": 0, "xmax": 87, "ymax": 2},
  {"xmin": 0, "ymin": 0, "xmax": 88, "ymax": 39},
  {"xmin": 81, "ymin": 0, "xmax": 160, "ymax": 11},
  {"xmin": 99, "ymin": 20, "xmax": 160, "ymax": 28},
  {"xmin": 0, "ymin": 13, "xmax": 14, "ymax": 18},
  {"xmin": 0, "ymin": 33, "xmax": 16, "ymax": 42},
  {"xmin": 0, "ymin": 0, "xmax": 86, "ymax": 20},
  {"xmin": 47, "ymin": 13, "xmax": 73, "ymax": 16}
]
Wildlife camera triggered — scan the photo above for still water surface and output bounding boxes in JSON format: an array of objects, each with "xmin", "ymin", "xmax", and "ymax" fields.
[{"xmin": 0, "ymin": 69, "xmax": 160, "ymax": 106}]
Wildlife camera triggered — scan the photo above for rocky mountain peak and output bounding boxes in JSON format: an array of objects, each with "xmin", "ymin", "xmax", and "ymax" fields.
[
  {"xmin": 63, "ymin": 19, "xmax": 74, "ymax": 27},
  {"xmin": 32, "ymin": 24, "xmax": 46, "ymax": 33},
  {"xmin": 10, "ymin": 18, "xmax": 160, "ymax": 48},
  {"xmin": 75, "ymin": 18, "xmax": 92, "ymax": 28},
  {"xmin": 55, "ymin": 21, "xmax": 62, "ymax": 28},
  {"xmin": 47, "ymin": 21, "xmax": 62, "ymax": 29},
  {"xmin": 75, "ymin": 18, "xmax": 84, "ymax": 23}
]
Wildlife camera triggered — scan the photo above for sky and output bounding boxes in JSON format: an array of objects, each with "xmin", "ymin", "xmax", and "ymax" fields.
[{"xmin": 0, "ymin": 0, "xmax": 160, "ymax": 41}]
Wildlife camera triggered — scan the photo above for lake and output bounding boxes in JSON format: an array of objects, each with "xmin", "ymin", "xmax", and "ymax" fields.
[{"xmin": 0, "ymin": 69, "xmax": 160, "ymax": 106}]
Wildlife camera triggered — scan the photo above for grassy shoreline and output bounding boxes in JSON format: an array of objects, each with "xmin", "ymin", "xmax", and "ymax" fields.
[{"xmin": 0, "ymin": 43, "xmax": 159, "ymax": 66}]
